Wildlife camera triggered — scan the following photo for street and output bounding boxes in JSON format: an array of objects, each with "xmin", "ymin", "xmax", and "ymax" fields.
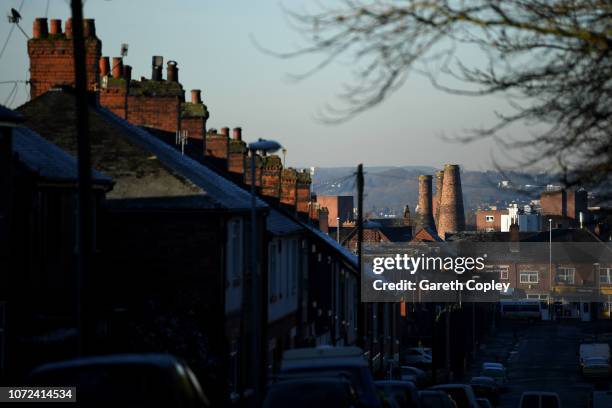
[{"xmin": 470, "ymin": 320, "xmax": 612, "ymax": 408}]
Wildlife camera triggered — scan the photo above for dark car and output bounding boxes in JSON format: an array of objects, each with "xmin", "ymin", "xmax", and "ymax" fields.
[
  {"xmin": 29, "ymin": 353, "xmax": 210, "ymax": 407},
  {"xmin": 428, "ymin": 384, "xmax": 478, "ymax": 408},
  {"xmin": 469, "ymin": 377, "xmax": 499, "ymax": 405},
  {"xmin": 263, "ymin": 378, "xmax": 360, "ymax": 408},
  {"xmin": 375, "ymin": 380, "xmax": 420, "ymax": 408},
  {"xmin": 419, "ymin": 390, "xmax": 457, "ymax": 408}
]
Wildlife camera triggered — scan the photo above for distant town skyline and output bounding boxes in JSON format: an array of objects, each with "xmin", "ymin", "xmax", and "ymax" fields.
[{"xmin": 0, "ymin": 0, "xmax": 532, "ymax": 170}]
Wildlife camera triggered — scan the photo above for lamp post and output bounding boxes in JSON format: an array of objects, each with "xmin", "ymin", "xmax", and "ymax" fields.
[
  {"xmin": 247, "ymin": 139, "xmax": 281, "ymax": 405},
  {"xmin": 549, "ymin": 218, "xmax": 553, "ymax": 319}
]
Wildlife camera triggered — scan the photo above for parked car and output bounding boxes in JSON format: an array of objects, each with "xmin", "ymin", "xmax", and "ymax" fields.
[
  {"xmin": 480, "ymin": 366, "xmax": 507, "ymax": 388},
  {"xmin": 469, "ymin": 377, "xmax": 499, "ymax": 405},
  {"xmin": 581, "ymin": 357, "xmax": 611, "ymax": 379},
  {"xmin": 400, "ymin": 366, "xmax": 427, "ymax": 388},
  {"xmin": 403, "ymin": 348, "xmax": 433, "ymax": 367},
  {"xmin": 590, "ymin": 390, "xmax": 612, "ymax": 408},
  {"xmin": 29, "ymin": 353, "xmax": 210, "ymax": 407},
  {"xmin": 518, "ymin": 392, "xmax": 561, "ymax": 408},
  {"xmin": 280, "ymin": 346, "xmax": 381, "ymax": 408},
  {"xmin": 476, "ymin": 398, "xmax": 493, "ymax": 408},
  {"xmin": 429, "ymin": 384, "xmax": 479, "ymax": 408},
  {"xmin": 481, "ymin": 362, "xmax": 504, "ymax": 371},
  {"xmin": 419, "ymin": 390, "xmax": 457, "ymax": 408},
  {"xmin": 375, "ymin": 380, "xmax": 420, "ymax": 408},
  {"xmin": 263, "ymin": 378, "xmax": 360, "ymax": 408}
]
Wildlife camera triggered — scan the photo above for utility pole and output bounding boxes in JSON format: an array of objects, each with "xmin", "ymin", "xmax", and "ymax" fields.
[
  {"xmin": 71, "ymin": 0, "xmax": 92, "ymax": 358},
  {"xmin": 356, "ymin": 164, "xmax": 365, "ymax": 350}
]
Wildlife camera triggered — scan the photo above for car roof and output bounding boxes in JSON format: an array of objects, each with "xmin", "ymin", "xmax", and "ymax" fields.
[
  {"xmin": 521, "ymin": 392, "xmax": 559, "ymax": 396},
  {"xmin": 31, "ymin": 353, "xmax": 181, "ymax": 376},
  {"xmin": 471, "ymin": 376, "xmax": 495, "ymax": 382},
  {"xmin": 431, "ymin": 384, "xmax": 471, "ymax": 389},
  {"xmin": 375, "ymin": 380, "xmax": 417, "ymax": 387}
]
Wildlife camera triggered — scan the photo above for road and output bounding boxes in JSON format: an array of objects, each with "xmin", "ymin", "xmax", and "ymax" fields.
[{"xmin": 469, "ymin": 320, "xmax": 612, "ymax": 408}]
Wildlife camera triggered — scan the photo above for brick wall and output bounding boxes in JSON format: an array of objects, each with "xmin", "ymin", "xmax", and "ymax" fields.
[
  {"xmin": 280, "ymin": 168, "xmax": 298, "ymax": 208},
  {"xmin": 475, "ymin": 209, "xmax": 508, "ymax": 231},
  {"xmin": 28, "ymin": 18, "xmax": 101, "ymax": 99},
  {"xmin": 261, "ymin": 155, "xmax": 282, "ymax": 200},
  {"xmin": 296, "ymin": 170, "xmax": 311, "ymax": 215},
  {"xmin": 228, "ymin": 139, "xmax": 246, "ymax": 177}
]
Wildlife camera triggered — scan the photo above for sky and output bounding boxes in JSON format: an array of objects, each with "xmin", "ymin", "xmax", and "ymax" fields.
[{"xmin": 0, "ymin": 0, "xmax": 528, "ymax": 170}]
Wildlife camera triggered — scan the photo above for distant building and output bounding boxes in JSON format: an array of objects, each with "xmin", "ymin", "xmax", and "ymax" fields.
[
  {"xmin": 476, "ymin": 208, "xmax": 508, "ymax": 232},
  {"xmin": 315, "ymin": 195, "xmax": 354, "ymax": 227}
]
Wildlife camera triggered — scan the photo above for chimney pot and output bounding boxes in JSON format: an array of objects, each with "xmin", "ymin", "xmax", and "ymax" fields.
[
  {"xmin": 33, "ymin": 18, "xmax": 48, "ymax": 39},
  {"xmin": 111, "ymin": 57, "xmax": 123, "ymax": 79},
  {"xmin": 166, "ymin": 60, "xmax": 179, "ymax": 82},
  {"xmin": 232, "ymin": 127, "xmax": 242, "ymax": 141},
  {"xmin": 83, "ymin": 19, "xmax": 96, "ymax": 38},
  {"xmin": 64, "ymin": 18, "xmax": 72, "ymax": 38},
  {"xmin": 191, "ymin": 89, "xmax": 201, "ymax": 104},
  {"xmin": 49, "ymin": 19, "xmax": 62, "ymax": 35},
  {"xmin": 219, "ymin": 127, "xmax": 230, "ymax": 137},
  {"xmin": 123, "ymin": 65, "xmax": 132, "ymax": 82},
  {"xmin": 151, "ymin": 56, "xmax": 163, "ymax": 81},
  {"xmin": 99, "ymin": 56, "xmax": 110, "ymax": 77}
]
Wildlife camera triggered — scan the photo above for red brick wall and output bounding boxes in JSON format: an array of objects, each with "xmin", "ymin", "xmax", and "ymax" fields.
[
  {"xmin": 280, "ymin": 169, "xmax": 298, "ymax": 207},
  {"xmin": 296, "ymin": 173, "xmax": 311, "ymax": 215},
  {"xmin": 28, "ymin": 37, "xmax": 101, "ymax": 99},
  {"xmin": 181, "ymin": 117, "xmax": 206, "ymax": 139},
  {"xmin": 205, "ymin": 131, "xmax": 229, "ymax": 161},
  {"xmin": 541, "ymin": 191, "xmax": 565, "ymax": 217},
  {"xmin": 99, "ymin": 88, "xmax": 127, "ymax": 118},
  {"xmin": 126, "ymin": 95, "xmax": 180, "ymax": 133},
  {"xmin": 475, "ymin": 209, "xmax": 508, "ymax": 231},
  {"xmin": 228, "ymin": 140, "xmax": 246, "ymax": 176},
  {"xmin": 261, "ymin": 156, "xmax": 282, "ymax": 200}
]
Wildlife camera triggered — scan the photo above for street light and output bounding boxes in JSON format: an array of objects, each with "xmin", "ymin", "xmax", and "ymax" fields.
[
  {"xmin": 247, "ymin": 139, "xmax": 281, "ymax": 405},
  {"xmin": 549, "ymin": 218, "xmax": 553, "ymax": 319}
]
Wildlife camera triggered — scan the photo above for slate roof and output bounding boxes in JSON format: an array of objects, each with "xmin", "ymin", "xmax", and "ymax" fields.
[
  {"xmin": 17, "ymin": 89, "xmax": 266, "ymax": 211},
  {"xmin": 12, "ymin": 126, "xmax": 112, "ymax": 185},
  {"xmin": 0, "ymin": 104, "xmax": 23, "ymax": 126},
  {"xmin": 267, "ymin": 209, "xmax": 304, "ymax": 236},
  {"xmin": 98, "ymin": 107, "xmax": 267, "ymax": 211}
]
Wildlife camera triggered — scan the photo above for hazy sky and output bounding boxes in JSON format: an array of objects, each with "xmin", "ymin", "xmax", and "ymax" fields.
[{"xmin": 0, "ymin": 0, "xmax": 525, "ymax": 170}]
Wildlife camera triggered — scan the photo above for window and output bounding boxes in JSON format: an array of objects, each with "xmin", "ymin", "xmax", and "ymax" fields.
[
  {"xmin": 520, "ymin": 271, "xmax": 538, "ymax": 284},
  {"xmin": 557, "ymin": 267, "xmax": 575, "ymax": 284},
  {"xmin": 485, "ymin": 215, "xmax": 495, "ymax": 222},
  {"xmin": 500, "ymin": 267, "xmax": 509, "ymax": 280},
  {"xmin": 269, "ymin": 242, "xmax": 278, "ymax": 299},
  {"xmin": 600, "ymin": 268, "xmax": 612, "ymax": 284},
  {"xmin": 226, "ymin": 218, "xmax": 243, "ymax": 282}
]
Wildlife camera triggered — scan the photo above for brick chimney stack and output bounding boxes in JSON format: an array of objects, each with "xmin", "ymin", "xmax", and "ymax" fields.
[
  {"xmin": 433, "ymin": 170, "xmax": 444, "ymax": 228},
  {"xmin": 415, "ymin": 175, "xmax": 436, "ymax": 232},
  {"xmin": 319, "ymin": 207, "xmax": 329, "ymax": 233},
  {"xmin": 280, "ymin": 168, "xmax": 299, "ymax": 211},
  {"xmin": 28, "ymin": 17, "xmax": 101, "ymax": 98},
  {"xmin": 228, "ymin": 128, "xmax": 246, "ymax": 177},
  {"xmin": 261, "ymin": 155, "xmax": 283, "ymax": 201},
  {"xmin": 296, "ymin": 170, "xmax": 312, "ymax": 217},
  {"xmin": 402, "ymin": 205, "xmax": 411, "ymax": 226},
  {"xmin": 437, "ymin": 164, "xmax": 466, "ymax": 239}
]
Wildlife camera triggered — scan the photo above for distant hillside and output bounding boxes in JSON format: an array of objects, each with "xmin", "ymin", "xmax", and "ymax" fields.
[{"xmin": 312, "ymin": 166, "xmax": 552, "ymax": 216}]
